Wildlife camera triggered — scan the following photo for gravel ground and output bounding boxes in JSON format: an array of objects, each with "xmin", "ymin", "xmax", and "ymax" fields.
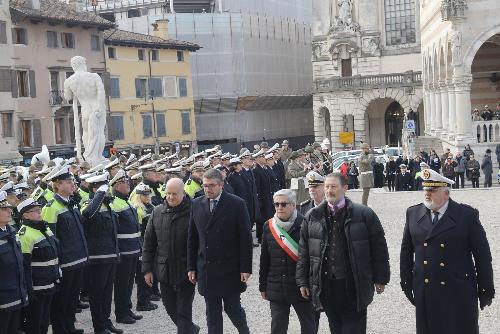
[{"xmin": 72, "ymin": 187, "xmax": 500, "ymax": 334}]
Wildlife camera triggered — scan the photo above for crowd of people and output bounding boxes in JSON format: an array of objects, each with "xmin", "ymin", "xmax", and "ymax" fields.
[{"xmin": 0, "ymin": 138, "xmax": 495, "ymax": 334}]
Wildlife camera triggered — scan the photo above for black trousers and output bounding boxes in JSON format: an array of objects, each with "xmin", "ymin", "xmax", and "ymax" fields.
[
  {"xmin": 269, "ymin": 300, "xmax": 316, "ymax": 334},
  {"xmin": 204, "ymin": 293, "xmax": 249, "ymax": 334},
  {"xmin": 321, "ymin": 279, "xmax": 367, "ymax": 334},
  {"xmin": 455, "ymin": 172, "xmax": 465, "ymax": 189},
  {"xmin": 0, "ymin": 308, "xmax": 21, "ymax": 333},
  {"xmin": 88, "ymin": 262, "xmax": 116, "ymax": 332},
  {"xmin": 24, "ymin": 292, "xmax": 53, "ymax": 334},
  {"xmin": 51, "ymin": 267, "xmax": 84, "ymax": 334},
  {"xmin": 256, "ymin": 219, "xmax": 264, "ymax": 243},
  {"xmin": 484, "ymin": 173, "xmax": 492, "ymax": 187},
  {"xmin": 160, "ymin": 281, "xmax": 197, "ymax": 334},
  {"xmin": 471, "ymin": 178, "xmax": 480, "ymax": 188},
  {"xmin": 136, "ymin": 259, "xmax": 152, "ymax": 306},
  {"xmin": 114, "ymin": 255, "xmax": 138, "ymax": 319}
]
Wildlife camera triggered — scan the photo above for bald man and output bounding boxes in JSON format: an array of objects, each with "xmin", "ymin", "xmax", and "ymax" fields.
[{"xmin": 142, "ymin": 178, "xmax": 200, "ymax": 334}]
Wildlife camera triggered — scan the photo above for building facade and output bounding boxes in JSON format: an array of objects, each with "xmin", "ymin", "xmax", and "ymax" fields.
[
  {"xmin": 312, "ymin": 0, "xmax": 424, "ymax": 150},
  {"xmin": 421, "ymin": 0, "xmax": 500, "ymax": 156},
  {"xmin": 9, "ymin": 0, "xmax": 114, "ymax": 163},
  {"xmin": 103, "ymin": 21, "xmax": 200, "ymax": 156},
  {"xmin": 0, "ymin": 0, "xmax": 22, "ymax": 164}
]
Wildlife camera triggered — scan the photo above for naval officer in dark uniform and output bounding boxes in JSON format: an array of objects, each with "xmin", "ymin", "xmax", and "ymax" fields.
[
  {"xmin": 400, "ymin": 168, "xmax": 494, "ymax": 334},
  {"xmin": 298, "ymin": 171, "xmax": 325, "ymax": 216}
]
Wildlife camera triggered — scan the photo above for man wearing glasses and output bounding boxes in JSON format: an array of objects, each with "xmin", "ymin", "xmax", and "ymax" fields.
[{"xmin": 187, "ymin": 168, "xmax": 253, "ymax": 334}]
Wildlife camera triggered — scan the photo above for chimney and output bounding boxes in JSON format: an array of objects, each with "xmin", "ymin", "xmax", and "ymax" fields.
[{"xmin": 153, "ymin": 19, "xmax": 169, "ymax": 40}]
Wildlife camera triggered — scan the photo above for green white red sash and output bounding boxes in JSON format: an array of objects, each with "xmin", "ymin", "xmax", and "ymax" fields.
[{"xmin": 268, "ymin": 219, "xmax": 299, "ymax": 262}]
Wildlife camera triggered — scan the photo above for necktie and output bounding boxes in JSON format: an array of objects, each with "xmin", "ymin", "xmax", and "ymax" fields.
[
  {"xmin": 432, "ymin": 211, "xmax": 439, "ymax": 225},
  {"xmin": 210, "ymin": 200, "xmax": 218, "ymax": 213}
]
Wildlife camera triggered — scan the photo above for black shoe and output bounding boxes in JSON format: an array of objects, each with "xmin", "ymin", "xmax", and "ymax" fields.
[
  {"xmin": 129, "ymin": 311, "xmax": 143, "ymax": 320},
  {"xmin": 116, "ymin": 315, "xmax": 136, "ymax": 325},
  {"xmin": 69, "ymin": 329, "xmax": 84, "ymax": 334},
  {"xmin": 77, "ymin": 301, "xmax": 89, "ymax": 309},
  {"xmin": 149, "ymin": 294, "xmax": 161, "ymax": 302},
  {"xmin": 136, "ymin": 302, "xmax": 158, "ymax": 311},
  {"xmin": 95, "ymin": 330, "xmax": 111, "ymax": 334},
  {"xmin": 107, "ymin": 322, "xmax": 124, "ymax": 334}
]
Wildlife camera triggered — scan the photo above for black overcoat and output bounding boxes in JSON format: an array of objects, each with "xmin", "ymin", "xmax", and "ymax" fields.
[
  {"xmin": 253, "ymin": 164, "xmax": 274, "ymax": 222},
  {"xmin": 400, "ymin": 200, "xmax": 495, "ymax": 334},
  {"xmin": 187, "ymin": 191, "xmax": 253, "ymax": 298}
]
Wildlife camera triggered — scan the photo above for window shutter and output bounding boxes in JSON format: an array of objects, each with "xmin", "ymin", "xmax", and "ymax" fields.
[
  {"xmin": 0, "ymin": 69, "xmax": 11, "ymax": 92},
  {"xmin": 10, "ymin": 70, "xmax": 18, "ymax": 98},
  {"xmin": 0, "ymin": 21, "xmax": 7, "ymax": 44},
  {"xmin": 100, "ymin": 71, "xmax": 110, "ymax": 97},
  {"xmin": 135, "ymin": 78, "xmax": 142, "ymax": 98},
  {"xmin": 29, "ymin": 70, "xmax": 36, "ymax": 97},
  {"xmin": 33, "ymin": 119, "xmax": 42, "ymax": 147},
  {"xmin": 178, "ymin": 78, "xmax": 187, "ymax": 97},
  {"xmin": 22, "ymin": 29, "xmax": 27, "ymax": 45}
]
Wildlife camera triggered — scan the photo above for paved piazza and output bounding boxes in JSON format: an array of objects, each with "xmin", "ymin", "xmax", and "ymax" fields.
[{"xmin": 75, "ymin": 188, "xmax": 500, "ymax": 334}]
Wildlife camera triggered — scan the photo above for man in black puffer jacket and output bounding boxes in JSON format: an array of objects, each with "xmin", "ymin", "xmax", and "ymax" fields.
[
  {"xmin": 142, "ymin": 178, "xmax": 200, "ymax": 334},
  {"xmin": 259, "ymin": 189, "xmax": 315, "ymax": 334},
  {"xmin": 296, "ymin": 173, "xmax": 390, "ymax": 334}
]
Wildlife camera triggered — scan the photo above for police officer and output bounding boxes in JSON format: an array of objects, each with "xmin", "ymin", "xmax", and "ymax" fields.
[
  {"xmin": 41, "ymin": 166, "xmax": 88, "ymax": 334},
  {"xmin": 298, "ymin": 171, "xmax": 325, "ymax": 216},
  {"xmin": 130, "ymin": 164, "xmax": 163, "ymax": 206},
  {"xmin": 184, "ymin": 161, "xmax": 206, "ymax": 199},
  {"xmin": 17, "ymin": 198, "xmax": 60, "ymax": 334},
  {"xmin": 395, "ymin": 164, "xmax": 413, "ymax": 191},
  {"xmin": 0, "ymin": 191, "xmax": 28, "ymax": 333},
  {"xmin": 1, "ymin": 181, "xmax": 21, "ymax": 230},
  {"xmin": 110, "ymin": 170, "xmax": 143, "ymax": 325},
  {"xmin": 400, "ymin": 169, "xmax": 494, "ymax": 334},
  {"xmin": 105, "ymin": 158, "xmax": 121, "ymax": 178},
  {"xmin": 81, "ymin": 172, "xmax": 121, "ymax": 334}
]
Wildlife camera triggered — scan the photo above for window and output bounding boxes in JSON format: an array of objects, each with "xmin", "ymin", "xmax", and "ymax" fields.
[
  {"xmin": 164, "ymin": 76, "xmax": 177, "ymax": 97},
  {"xmin": 110, "ymin": 77, "xmax": 120, "ymax": 98},
  {"xmin": 0, "ymin": 21, "xmax": 7, "ymax": 44},
  {"xmin": 149, "ymin": 77, "xmax": 163, "ymax": 98},
  {"xmin": 49, "ymin": 71, "xmax": 59, "ymax": 91},
  {"xmin": 135, "ymin": 78, "xmax": 147, "ymax": 98},
  {"xmin": 138, "ymin": 49, "xmax": 145, "ymax": 61},
  {"xmin": 0, "ymin": 69, "xmax": 11, "ymax": 92},
  {"xmin": 108, "ymin": 47, "xmax": 116, "ymax": 59},
  {"xmin": 341, "ymin": 58, "xmax": 352, "ymax": 77},
  {"xmin": 177, "ymin": 50, "xmax": 184, "ymax": 62},
  {"xmin": 20, "ymin": 120, "xmax": 32, "ymax": 147},
  {"xmin": 91, "ymin": 35, "xmax": 100, "ymax": 51},
  {"xmin": 54, "ymin": 118, "xmax": 65, "ymax": 144},
  {"xmin": 1, "ymin": 113, "xmax": 13, "ymax": 137},
  {"xmin": 181, "ymin": 111, "xmax": 191, "ymax": 135},
  {"xmin": 17, "ymin": 71, "xmax": 29, "ymax": 97},
  {"xmin": 127, "ymin": 9, "xmax": 141, "ymax": 18},
  {"xmin": 151, "ymin": 50, "xmax": 159, "ymax": 61},
  {"xmin": 156, "ymin": 113, "xmax": 166, "ymax": 137},
  {"xmin": 12, "ymin": 28, "xmax": 27, "ymax": 45},
  {"xmin": 61, "ymin": 32, "xmax": 75, "ymax": 48},
  {"xmin": 109, "ymin": 114, "xmax": 124, "ymax": 140},
  {"xmin": 47, "ymin": 31, "xmax": 58, "ymax": 48},
  {"xmin": 142, "ymin": 114, "xmax": 153, "ymax": 138},
  {"xmin": 384, "ymin": 0, "xmax": 416, "ymax": 46},
  {"xmin": 178, "ymin": 77, "xmax": 187, "ymax": 97}
]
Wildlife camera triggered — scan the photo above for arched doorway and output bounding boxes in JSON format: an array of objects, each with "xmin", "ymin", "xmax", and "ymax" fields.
[
  {"xmin": 319, "ymin": 107, "xmax": 332, "ymax": 142},
  {"xmin": 385, "ymin": 101, "xmax": 405, "ymax": 146}
]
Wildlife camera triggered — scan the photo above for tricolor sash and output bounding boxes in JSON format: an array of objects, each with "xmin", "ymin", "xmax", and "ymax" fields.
[{"xmin": 268, "ymin": 219, "xmax": 299, "ymax": 262}]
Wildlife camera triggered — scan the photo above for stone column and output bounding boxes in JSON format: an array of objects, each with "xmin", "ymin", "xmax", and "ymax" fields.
[
  {"xmin": 433, "ymin": 84, "xmax": 443, "ymax": 136},
  {"xmin": 423, "ymin": 87, "xmax": 431, "ymax": 134},
  {"xmin": 447, "ymin": 82, "xmax": 456, "ymax": 138},
  {"xmin": 428, "ymin": 87, "xmax": 436, "ymax": 134},
  {"xmin": 439, "ymin": 83, "xmax": 449, "ymax": 137},
  {"xmin": 454, "ymin": 75, "xmax": 474, "ymax": 141}
]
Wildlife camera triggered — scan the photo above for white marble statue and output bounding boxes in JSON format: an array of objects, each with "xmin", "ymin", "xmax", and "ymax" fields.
[
  {"xmin": 338, "ymin": 0, "xmax": 353, "ymax": 25},
  {"xmin": 64, "ymin": 56, "xmax": 107, "ymax": 167}
]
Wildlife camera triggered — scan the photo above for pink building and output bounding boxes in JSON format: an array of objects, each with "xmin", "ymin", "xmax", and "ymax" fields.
[{"xmin": 10, "ymin": 0, "xmax": 113, "ymax": 162}]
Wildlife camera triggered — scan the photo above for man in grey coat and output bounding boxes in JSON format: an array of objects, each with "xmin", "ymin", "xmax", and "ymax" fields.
[
  {"xmin": 481, "ymin": 149, "xmax": 493, "ymax": 188},
  {"xmin": 358, "ymin": 143, "xmax": 374, "ymax": 206}
]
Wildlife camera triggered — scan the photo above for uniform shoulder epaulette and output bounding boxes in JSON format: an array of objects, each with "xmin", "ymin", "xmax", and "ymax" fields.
[
  {"xmin": 300, "ymin": 199, "xmax": 310, "ymax": 206},
  {"xmin": 18, "ymin": 225, "xmax": 26, "ymax": 236},
  {"xmin": 45, "ymin": 199, "xmax": 55, "ymax": 208}
]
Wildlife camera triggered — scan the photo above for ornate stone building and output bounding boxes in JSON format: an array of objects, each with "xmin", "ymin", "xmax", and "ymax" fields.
[{"xmin": 313, "ymin": 0, "xmax": 423, "ymax": 149}]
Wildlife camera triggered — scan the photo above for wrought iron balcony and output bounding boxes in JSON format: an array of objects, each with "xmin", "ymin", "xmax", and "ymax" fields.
[{"xmin": 314, "ymin": 71, "xmax": 422, "ymax": 93}]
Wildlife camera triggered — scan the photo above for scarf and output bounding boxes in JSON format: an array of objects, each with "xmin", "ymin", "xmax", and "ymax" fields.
[{"xmin": 273, "ymin": 209, "xmax": 298, "ymax": 232}]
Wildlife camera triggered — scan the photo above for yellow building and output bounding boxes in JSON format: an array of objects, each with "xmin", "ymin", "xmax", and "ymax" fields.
[{"xmin": 103, "ymin": 20, "xmax": 200, "ymax": 156}]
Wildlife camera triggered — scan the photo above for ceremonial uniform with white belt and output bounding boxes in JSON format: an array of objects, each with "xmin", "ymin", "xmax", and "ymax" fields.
[
  {"xmin": 0, "ymin": 192, "xmax": 28, "ymax": 334},
  {"xmin": 109, "ymin": 170, "xmax": 143, "ymax": 325},
  {"xmin": 41, "ymin": 166, "xmax": 88, "ymax": 334},
  {"xmin": 81, "ymin": 172, "xmax": 121, "ymax": 334},
  {"xmin": 17, "ymin": 198, "xmax": 60, "ymax": 334}
]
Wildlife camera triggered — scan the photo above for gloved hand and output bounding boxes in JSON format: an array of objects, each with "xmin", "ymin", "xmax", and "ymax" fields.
[
  {"xmin": 97, "ymin": 184, "xmax": 109, "ymax": 193},
  {"xmin": 479, "ymin": 295, "xmax": 492, "ymax": 310}
]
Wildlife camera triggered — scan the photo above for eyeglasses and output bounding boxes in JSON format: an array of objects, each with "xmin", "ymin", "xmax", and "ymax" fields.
[
  {"xmin": 202, "ymin": 183, "xmax": 220, "ymax": 189},
  {"xmin": 273, "ymin": 202, "xmax": 290, "ymax": 208}
]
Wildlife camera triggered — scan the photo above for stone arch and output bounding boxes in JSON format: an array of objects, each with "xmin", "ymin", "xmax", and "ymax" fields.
[
  {"xmin": 463, "ymin": 23, "xmax": 500, "ymax": 71},
  {"xmin": 315, "ymin": 106, "xmax": 332, "ymax": 143}
]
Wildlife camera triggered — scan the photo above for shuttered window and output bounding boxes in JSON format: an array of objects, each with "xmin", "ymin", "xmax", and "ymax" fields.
[
  {"xmin": 47, "ymin": 31, "xmax": 58, "ymax": 48},
  {"xmin": 181, "ymin": 111, "xmax": 191, "ymax": 135},
  {"xmin": 149, "ymin": 77, "xmax": 163, "ymax": 98},
  {"xmin": 110, "ymin": 77, "xmax": 120, "ymax": 98},
  {"xmin": 178, "ymin": 77, "xmax": 187, "ymax": 97},
  {"xmin": 156, "ymin": 113, "xmax": 166, "ymax": 137},
  {"xmin": 142, "ymin": 114, "xmax": 153, "ymax": 138},
  {"xmin": 0, "ymin": 21, "xmax": 7, "ymax": 44}
]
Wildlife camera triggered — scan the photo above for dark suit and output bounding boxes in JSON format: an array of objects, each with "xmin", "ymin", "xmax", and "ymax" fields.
[
  {"xmin": 227, "ymin": 171, "xmax": 255, "ymax": 223},
  {"xmin": 253, "ymin": 164, "xmax": 274, "ymax": 242},
  {"xmin": 272, "ymin": 160, "xmax": 286, "ymax": 190},
  {"xmin": 242, "ymin": 169, "xmax": 261, "ymax": 224},
  {"xmin": 400, "ymin": 200, "xmax": 494, "ymax": 334},
  {"xmin": 187, "ymin": 191, "xmax": 253, "ymax": 334}
]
